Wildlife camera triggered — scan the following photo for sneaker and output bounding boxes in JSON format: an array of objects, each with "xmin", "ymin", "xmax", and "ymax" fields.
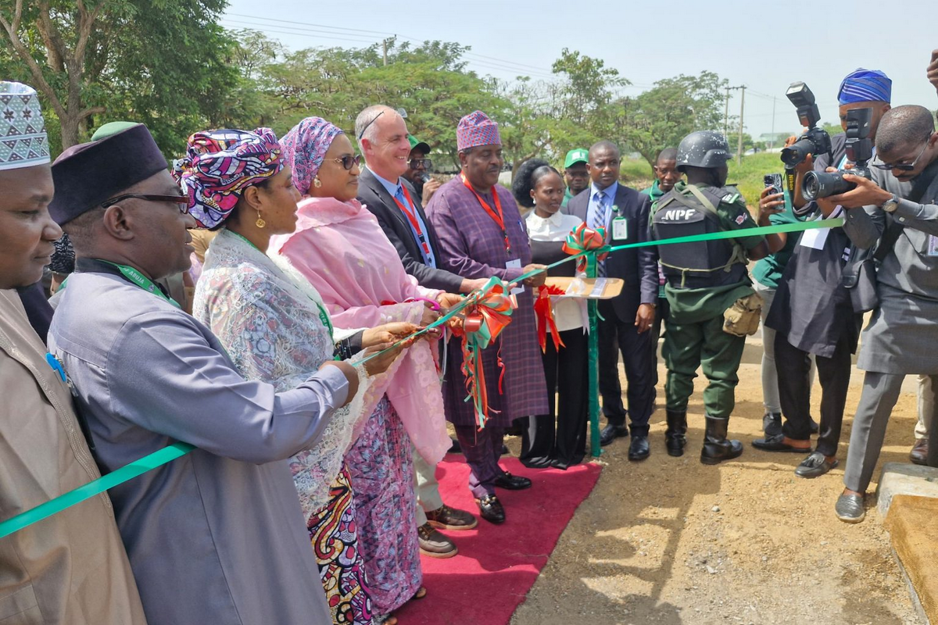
[
  {"xmin": 417, "ymin": 523, "xmax": 457, "ymax": 558},
  {"xmin": 425, "ymin": 504, "xmax": 478, "ymax": 531}
]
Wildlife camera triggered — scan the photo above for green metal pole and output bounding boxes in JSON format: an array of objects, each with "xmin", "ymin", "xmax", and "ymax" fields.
[{"xmin": 587, "ymin": 255, "xmax": 602, "ymax": 458}]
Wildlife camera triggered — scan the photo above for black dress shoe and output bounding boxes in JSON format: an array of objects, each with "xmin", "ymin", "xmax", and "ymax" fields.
[
  {"xmin": 628, "ymin": 434, "xmax": 650, "ymax": 461},
  {"xmin": 835, "ymin": 493, "xmax": 865, "ymax": 523},
  {"xmin": 751, "ymin": 433, "xmax": 811, "ymax": 452},
  {"xmin": 494, "ymin": 471, "xmax": 531, "ymax": 490},
  {"xmin": 794, "ymin": 452, "xmax": 838, "ymax": 479},
  {"xmin": 599, "ymin": 424, "xmax": 629, "ymax": 447},
  {"xmin": 910, "ymin": 439, "xmax": 928, "ymax": 466},
  {"xmin": 475, "ymin": 495, "xmax": 505, "ymax": 524},
  {"xmin": 762, "ymin": 412, "xmax": 782, "ymax": 438}
]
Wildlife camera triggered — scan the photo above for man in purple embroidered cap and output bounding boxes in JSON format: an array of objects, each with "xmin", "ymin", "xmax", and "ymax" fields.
[
  {"xmin": 425, "ymin": 110, "xmax": 549, "ymax": 524},
  {"xmin": 46, "ymin": 123, "xmax": 361, "ymax": 624}
]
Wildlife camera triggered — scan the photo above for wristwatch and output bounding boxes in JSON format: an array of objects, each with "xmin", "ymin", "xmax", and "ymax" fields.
[{"xmin": 882, "ymin": 194, "xmax": 900, "ymax": 213}]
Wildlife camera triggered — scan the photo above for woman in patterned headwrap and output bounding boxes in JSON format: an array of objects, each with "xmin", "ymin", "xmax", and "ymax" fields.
[
  {"xmin": 270, "ymin": 117, "xmax": 463, "ymax": 623},
  {"xmin": 183, "ymin": 127, "xmax": 416, "ymax": 625}
]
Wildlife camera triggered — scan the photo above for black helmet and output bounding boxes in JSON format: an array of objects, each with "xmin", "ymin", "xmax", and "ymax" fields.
[{"xmin": 676, "ymin": 131, "xmax": 731, "ymax": 171}]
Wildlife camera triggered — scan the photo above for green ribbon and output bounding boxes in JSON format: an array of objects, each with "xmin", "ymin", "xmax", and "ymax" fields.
[
  {"xmin": 0, "ymin": 219, "xmax": 845, "ymax": 538},
  {"xmin": 0, "ymin": 442, "xmax": 195, "ymax": 539}
]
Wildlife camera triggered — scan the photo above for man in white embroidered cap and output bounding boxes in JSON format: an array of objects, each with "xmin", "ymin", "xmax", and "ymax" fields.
[{"xmin": 0, "ymin": 81, "xmax": 148, "ymax": 624}]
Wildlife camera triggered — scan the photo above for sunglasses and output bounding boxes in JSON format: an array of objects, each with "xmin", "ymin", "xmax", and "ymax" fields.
[
  {"xmin": 409, "ymin": 158, "xmax": 432, "ymax": 170},
  {"xmin": 872, "ymin": 133, "xmax": 934, "ymax": 172},
  {"xmin": 326, "ymin": 154, "xmax": 362, "ymax": 170},
  {"xmin": 101, "ymin": 193, "xmax": 190, "ymax": 213}
]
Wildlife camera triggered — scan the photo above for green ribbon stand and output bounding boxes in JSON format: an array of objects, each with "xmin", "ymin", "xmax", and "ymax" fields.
[{"xmin": 0, "ymin": 218, "xmax": 845, "ymax": 539}]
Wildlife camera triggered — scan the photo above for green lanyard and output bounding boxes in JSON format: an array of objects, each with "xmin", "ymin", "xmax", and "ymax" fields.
[
  {"xmin": 228, "ymin": 231, "xmax": 335, "ymax": 338},
  {"xmin": 61, "ymin": 260, "xmax": 181, "ymax": 308}
]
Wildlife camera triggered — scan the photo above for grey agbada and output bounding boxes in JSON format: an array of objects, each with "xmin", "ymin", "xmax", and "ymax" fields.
[{"xmin": 47, "ymin": 126, "xmax": 347, "ymax": 625}]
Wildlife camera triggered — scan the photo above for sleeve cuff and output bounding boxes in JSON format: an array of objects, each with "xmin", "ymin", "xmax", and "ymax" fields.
[
  {"xmin": 310, "ymin": 364, "xmax": 350, "ymax": 408},
  {"xmin": 892, "ymin": 198, "xmax": 924, "ymax": 220}
]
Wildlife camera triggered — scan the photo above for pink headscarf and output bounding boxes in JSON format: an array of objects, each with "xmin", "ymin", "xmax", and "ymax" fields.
[{"xmin": 280, "ymin": 116, "xmax": 344, "ymax": 196}]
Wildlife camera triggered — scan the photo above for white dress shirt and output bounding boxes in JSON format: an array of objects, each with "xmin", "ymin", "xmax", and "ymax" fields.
[{"xmin": 526, "ymin": 210, "xmax": 587, "ymax": 332}]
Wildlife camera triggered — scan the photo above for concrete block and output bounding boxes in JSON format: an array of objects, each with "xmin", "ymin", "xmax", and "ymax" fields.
[
  {"xmin": 884, "ymin": 495, "xmax": 938, "ymax": 625},
  {"xmin": 875, "ymin": 462, "xmax": 938, "ymax": 518}
]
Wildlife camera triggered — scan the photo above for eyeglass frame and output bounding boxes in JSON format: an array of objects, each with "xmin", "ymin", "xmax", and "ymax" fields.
[
  {"xmin": 872, "ymin": 133, "xmax": 935, "ymax": 171},
  {"xmin": 408, "ymin": 158, "xmax": 432, "ymax": 170},
  {"xmin": 101, "ymin": 193, "xmax": 190, "ymax": 213},
  {"xmin": 325, "ymin": 154, "xmax": 363, "ymax": 171}
]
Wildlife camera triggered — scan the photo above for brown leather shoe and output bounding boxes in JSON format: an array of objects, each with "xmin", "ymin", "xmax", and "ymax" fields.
[
  {"xmin": 910, "ymin": 438, "xmax": 928, "ymax": 466},
  {"xmin": 417, "ymin": 523, "xmax": 457, "ymax": 559},
  {"xmin": 425, "ymin": 504, "xmax": 478, "ymax": 531}
]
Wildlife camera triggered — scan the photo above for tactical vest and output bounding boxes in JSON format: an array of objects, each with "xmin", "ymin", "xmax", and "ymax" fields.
[{"xmin": 652, "ymin": 185, "xmax": 748, "ymax": 289}]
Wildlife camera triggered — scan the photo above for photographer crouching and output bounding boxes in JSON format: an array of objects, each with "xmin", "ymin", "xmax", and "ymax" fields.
[{"xmin": 827, "ymin": 102, "xmax": 938, "ymax": 523}]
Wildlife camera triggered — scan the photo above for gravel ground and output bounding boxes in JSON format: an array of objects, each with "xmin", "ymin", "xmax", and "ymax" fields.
[{"xmin": 509, "ymin": 360, "xmax": 923, "ymax": 625}]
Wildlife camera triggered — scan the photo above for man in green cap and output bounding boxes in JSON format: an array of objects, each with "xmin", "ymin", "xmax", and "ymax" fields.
[
  {"xmin": 402, "ymin": 133, "xmax": 440, "ymax": 205},
  {"xmin": 562, "ymin": 148, "xmax": 590, "ymax": 208},
  {"xmin": 651, "ymin": 131, "xmax": 777, "ymax": 464}
]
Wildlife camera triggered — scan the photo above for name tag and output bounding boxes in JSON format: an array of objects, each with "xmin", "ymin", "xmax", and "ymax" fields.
[
  {"xmin": 506, "ymin": 258, "xmax": 524, "ymax": 295},
  {"xmin": 612, "ymin": 217, "xmax": 628, "ymax": 240},
  {"xmin": 928, "ymin": 236, "xmax": 938, "ymax": 257}
]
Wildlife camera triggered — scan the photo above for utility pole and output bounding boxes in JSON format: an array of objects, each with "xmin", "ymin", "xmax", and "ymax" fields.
[
  {"xmin": 723, "ymin": 86, "xmax": 730, "ymax": 136},
  {"xmin": 770, "ymin": 96, "xmax": 777, "ymax": 149},
  {"xmin": 736, "ymin": 86, "xmax": 746, "ymax": 166},
  {"xmin": 382, "ymin": 39, "xmax": 388, "ymax": 66}
]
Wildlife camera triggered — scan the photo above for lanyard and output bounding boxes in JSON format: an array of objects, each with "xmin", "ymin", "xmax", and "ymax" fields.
[
  {"xmin": 461, "ymin": 173, "xmax": 512, "ymax": 255},
  {"xmin": 392, "ymin": 186, "xmax": 433, "ymax": 259},
  {"xmin": 63, "ymin": 260, "xmax": 181, "ymax": 308}
]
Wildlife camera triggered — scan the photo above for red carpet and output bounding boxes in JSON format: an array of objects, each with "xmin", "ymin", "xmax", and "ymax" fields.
[{"xmin": 394, "ymin": 454, "xmax": 602, "ymax": 625}]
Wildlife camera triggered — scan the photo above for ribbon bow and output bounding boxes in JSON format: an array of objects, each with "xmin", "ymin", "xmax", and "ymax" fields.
[
  {"xmin": 534, "ymin": 284, "xmax": 566, "ymax": 353},
  {"xmin": 562, "ymin": 223, "xmax": 609, "ymax": 273},
  {"xmin": 451, "ymin": 277, "xmax": 515, "ymax": 429}
]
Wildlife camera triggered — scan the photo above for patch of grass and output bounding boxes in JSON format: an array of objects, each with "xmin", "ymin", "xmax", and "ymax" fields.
[
  {"xmin": 619, "ymin": 158, "xmax": 655, "ymax": 192},
  {"xmin": 727, "ymin": 152, "xmax": 787, "ymax": 209}
]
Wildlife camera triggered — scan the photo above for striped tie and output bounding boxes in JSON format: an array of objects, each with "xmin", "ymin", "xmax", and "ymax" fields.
[{"xmin": 592, "ymin": 191, "xmax": 607, "ymax": 277}]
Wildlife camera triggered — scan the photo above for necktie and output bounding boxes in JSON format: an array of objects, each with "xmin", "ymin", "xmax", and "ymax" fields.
[{"xmin": 592, "ymin": 191, "xmax": 607, "ymax": 277}]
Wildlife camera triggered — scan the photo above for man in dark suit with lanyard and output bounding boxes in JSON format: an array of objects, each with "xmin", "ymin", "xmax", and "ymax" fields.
[
  {"xmin": 564, "ymin": 140, "xmax": 659, "ymax": 460},
  {"xmin": 355, "ymin": 105, "xmax": 485, "ymax": 558}
]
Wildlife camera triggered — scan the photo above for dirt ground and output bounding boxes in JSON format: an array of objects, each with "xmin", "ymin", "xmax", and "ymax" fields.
[{"xmin": 509, "ymin": 355, "xmax": 924, "ymax": 625}]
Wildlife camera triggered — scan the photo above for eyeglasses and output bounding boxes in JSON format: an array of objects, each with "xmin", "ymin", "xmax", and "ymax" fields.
[
  {"xmin": 326, "ymin": 154, "xmax": 362, "ymax": 170},
  {"xmin": 409, "ymin": 158, "xmax": 432, "ymax": 170},
  {"xmin": 873, "ymin": 134, "xmax": 934, "ymax": 171},
  {"xmin": 101, "ymin": 193, "xmax": 190, "ymax": 213}
]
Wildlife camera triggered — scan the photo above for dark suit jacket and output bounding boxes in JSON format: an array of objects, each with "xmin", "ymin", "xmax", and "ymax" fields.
[
  {"xmin": 358, "ymin": 168, "xmax": 464, "ymax": 293},
  {"xmin": 564, "ymin": 183, "xmax": 658, "ymax": 322}
]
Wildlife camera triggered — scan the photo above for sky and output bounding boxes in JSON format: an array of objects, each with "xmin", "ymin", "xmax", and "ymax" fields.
[{"xmin": 222, "ymin": 0, "xmax": 936, "ymax": 140}]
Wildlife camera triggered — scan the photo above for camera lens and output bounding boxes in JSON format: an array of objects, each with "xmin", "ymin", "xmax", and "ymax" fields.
[
  {"xmin": 803, "ymin": 171, "xmax": 854, "ymax": 201},
  {"xmin": 781, "ymin": 138, "xmax": 815, "ymax": 167}
]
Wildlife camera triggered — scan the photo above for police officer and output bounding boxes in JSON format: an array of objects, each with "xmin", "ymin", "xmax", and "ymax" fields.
[{"xmin": 651, "ymin": 131, "xmax": 772, "ymax": 464}]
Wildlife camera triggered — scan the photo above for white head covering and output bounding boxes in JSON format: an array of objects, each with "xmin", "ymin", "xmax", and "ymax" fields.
[{"xmin": 0, "ymin": 82, "xmax": 50, "ymax": 170}]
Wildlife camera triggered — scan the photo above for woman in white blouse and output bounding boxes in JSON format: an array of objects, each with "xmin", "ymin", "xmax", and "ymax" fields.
[{"xmin": 512, "ymin": 159, "xmax": 589, "ymax": 469}]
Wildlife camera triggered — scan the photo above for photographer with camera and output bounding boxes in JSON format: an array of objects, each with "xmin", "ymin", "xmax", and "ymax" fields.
[
  {"xmin": 824, "ymin": 101, "xmax": 938, "ymax": 522},
  {"xmin": 752, "ymin": 70, "xmax": 893, "ymax": 480}
]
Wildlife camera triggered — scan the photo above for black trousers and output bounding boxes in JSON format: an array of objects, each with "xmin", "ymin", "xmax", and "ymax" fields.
[
  {"xmin": 776, "ymin": 332, "xmax": 853, "ymax": 457},
  {"xmin": 597, "ymin": 299, "xmax": 657, "ymax": 435},
  {"xmin": 519, "ymin": 328, "xmax": 589, "ymax": 469}
]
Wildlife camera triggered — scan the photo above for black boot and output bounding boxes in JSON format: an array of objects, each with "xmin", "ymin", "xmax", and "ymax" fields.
[
  {"xmin": 665, "ymin": 410, "xmax": 687, "ymax": 457},
  {"xmin": 700, "ymin": 415, "xmax": 743, "ymax": 465}
]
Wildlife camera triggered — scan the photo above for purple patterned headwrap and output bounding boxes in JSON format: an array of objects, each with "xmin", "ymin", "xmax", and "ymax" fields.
[
  {"xmin": 280, "ymin": 117, "xmax": 344, "ymax": 195},
  {"xmin": 456, "ymin": 110, "xmax": 501, "ymax": 151},
  {"xmin": 173, "ymin": 127, "xmax": 283, "ymax": 229}
]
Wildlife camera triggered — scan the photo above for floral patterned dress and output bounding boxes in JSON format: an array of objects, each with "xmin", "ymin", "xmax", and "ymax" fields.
[{"xmin": 194, "ymin": 229, "xmax": 382, "ymax": 625}]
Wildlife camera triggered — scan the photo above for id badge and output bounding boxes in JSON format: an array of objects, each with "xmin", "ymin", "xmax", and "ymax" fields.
[
  {"xmin": 506, "ymin": 258, "xmax": 524, "ymax": 295},
  {"xmin": 612, "ymin": 217, "xmax": 628, "ymax": 241},
  {"xmin": 928, "ymin": 235, "xmax": 938, "ymax": 257}
]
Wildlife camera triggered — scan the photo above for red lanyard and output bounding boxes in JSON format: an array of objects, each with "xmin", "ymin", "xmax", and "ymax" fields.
[
  {"xmin": 461, "ymin": 173, "xmax": 512, "ymax": 254},
  {"xmin": 392, "ymin": 186, "xmax": 432, "ymax": 257}
]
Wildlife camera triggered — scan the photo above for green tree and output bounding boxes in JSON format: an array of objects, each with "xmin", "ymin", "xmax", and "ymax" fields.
[
  {"xmin": 616, "ymin": 71, "xmax": 729, "ymax": 167},
  {"xmin": 0, "ymin": 0, "xmax": 242, "ymax": 155}
]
